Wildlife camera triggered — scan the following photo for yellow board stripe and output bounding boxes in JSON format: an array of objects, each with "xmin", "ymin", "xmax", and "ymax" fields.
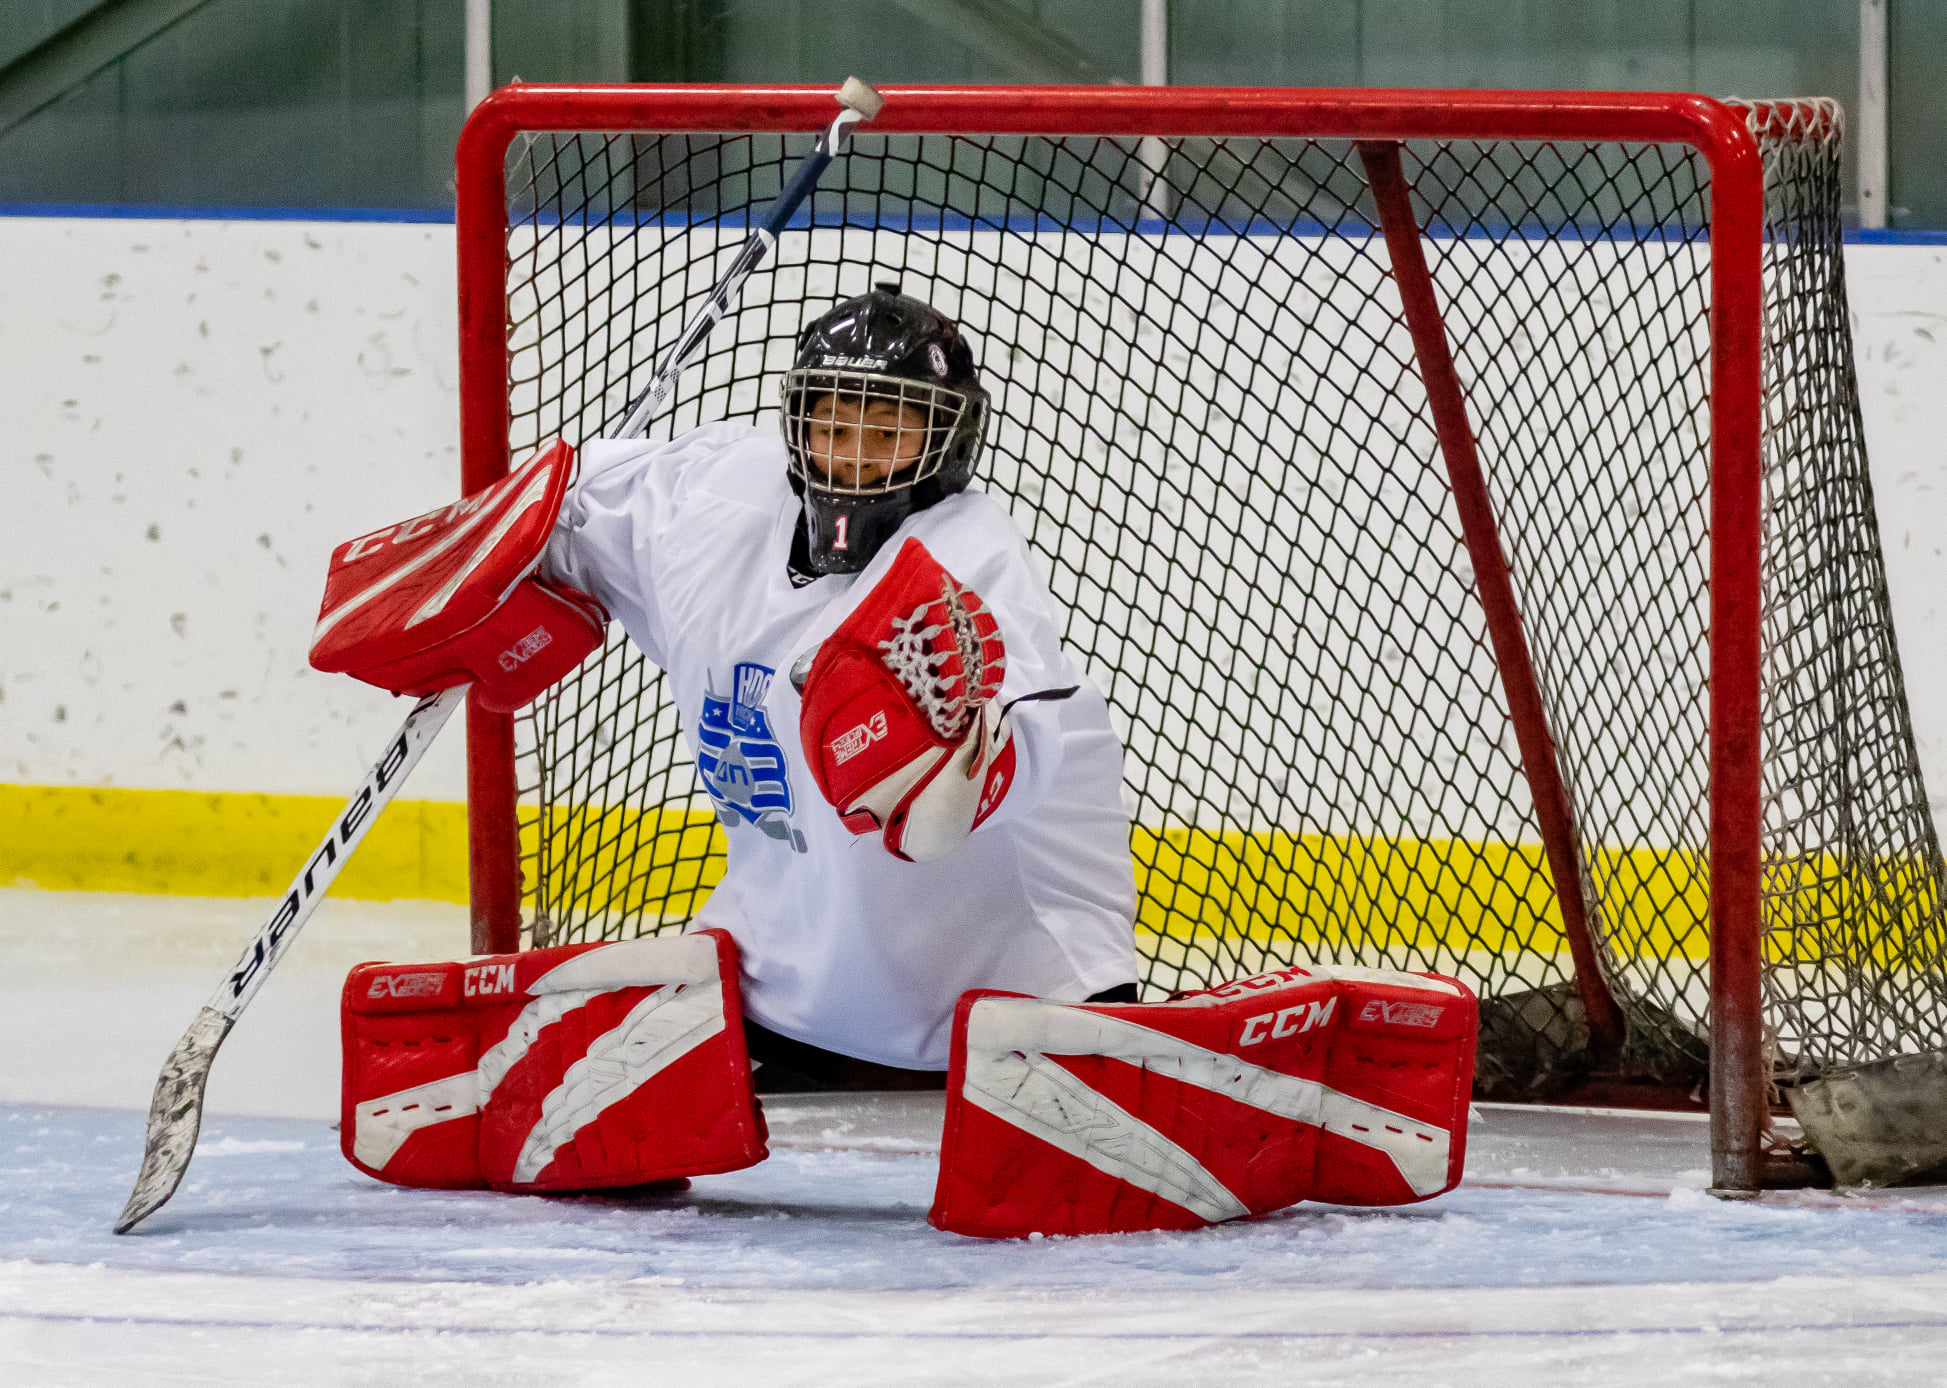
[
  {"xmin": 516, "ymin": 805, "xmax": 1711, "ymax": 962},
  {"xmin": 0, "ymin": 783, "xmax": 469, "ymax": 902},
  {"xmin": 6, "ymin": 784, "xmax": 1931, "ymax": 971}
]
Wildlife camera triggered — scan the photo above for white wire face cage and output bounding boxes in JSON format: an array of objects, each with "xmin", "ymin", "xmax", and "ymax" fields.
[{"xmin": 781, "ymin": 370, "xmax": 986, "ymax": 496}]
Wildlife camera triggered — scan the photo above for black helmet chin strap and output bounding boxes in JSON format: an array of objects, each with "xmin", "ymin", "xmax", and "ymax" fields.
[{"xmin": 785, "ymin": 520, "xmax": 822, "ymax": 588}]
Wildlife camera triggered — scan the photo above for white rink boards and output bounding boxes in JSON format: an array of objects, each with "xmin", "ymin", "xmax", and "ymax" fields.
[{"xmin": 9, "ymin": 215, "xmax": 1947, "ymax": 822}]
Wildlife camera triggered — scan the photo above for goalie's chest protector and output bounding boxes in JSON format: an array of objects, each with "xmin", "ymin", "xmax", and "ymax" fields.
[{"xmin": 551, "ymin": 431, "xmax": 1138, "ymax": 1072}]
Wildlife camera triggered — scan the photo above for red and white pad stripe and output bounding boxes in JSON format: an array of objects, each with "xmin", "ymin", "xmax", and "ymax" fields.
[
  {"xmin": 929, "ymin": 965, "xmax": 1477, "ymax": 1238},
  {"xmin": 341, "ymin": 931, "xmax": 766, "ymax": 1192}
]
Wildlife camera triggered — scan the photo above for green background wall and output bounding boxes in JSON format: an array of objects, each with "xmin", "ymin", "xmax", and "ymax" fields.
[{"xmin": 0, "ymin": 1, "xmax": 1940, "ymax": 227}]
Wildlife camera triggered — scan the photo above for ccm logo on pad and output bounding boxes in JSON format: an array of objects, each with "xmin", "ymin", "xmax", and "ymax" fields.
[
  {"xmin": 1360, "ymin": 999, "xmax": 1445, "ymax": 1028},
  {"xmin": 465, "ymin": 963, "xmax": 518, "ymax": 998},
  {"xmin": 498, "ymin": 625, "xmax": 554, "ymax": 671},
  {"xmin": 831, "ymin": 710, "xmax": 889, "ymax": 765},
  {"xmin": 1239, "ymin": 997, "xmax": 1336, "ymax": 1046},
  {"xmin": 367, "ymin": 971, "xmax": 445, "ymax": 1001}
]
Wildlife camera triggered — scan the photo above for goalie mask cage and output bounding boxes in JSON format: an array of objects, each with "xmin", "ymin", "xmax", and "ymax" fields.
[{"xmin": 454, "ymin": 86, "xmax": 1947, "ymax": 1194}]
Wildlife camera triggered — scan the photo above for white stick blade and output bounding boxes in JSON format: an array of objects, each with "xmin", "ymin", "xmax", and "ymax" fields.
[
  {"xmin": 837, "ymin": 77, "xmax": 883, "ymax": 119},
  {"xmin": 114, "ymin": 1006, "xmax": 235, "ymax": 1234}
]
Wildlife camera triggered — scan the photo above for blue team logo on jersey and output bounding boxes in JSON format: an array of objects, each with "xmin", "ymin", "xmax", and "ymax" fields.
[{"xmin": 697, "ymin": 662, "xmax": 806, "ymax": 853}]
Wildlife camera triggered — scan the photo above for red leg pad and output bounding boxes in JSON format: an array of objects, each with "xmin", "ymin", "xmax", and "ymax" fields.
[
  {"xmin": 1311, "ymin": 974, "xmax": 1479, "ymax": 1205},
  {"xmin": 341, "ymin": 930, "xmax": 767, "ymax": 1192},
  {"xmin": 929, "ymin": 965, "xmax": 1476, "ymax": 1238}
]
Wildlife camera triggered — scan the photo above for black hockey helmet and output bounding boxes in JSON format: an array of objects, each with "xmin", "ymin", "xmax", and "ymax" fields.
[{"xmin": 781, "ymin": 282, "xmax": 989, "ymax": 575}]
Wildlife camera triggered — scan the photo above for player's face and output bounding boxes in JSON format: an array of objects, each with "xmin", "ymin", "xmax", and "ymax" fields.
[{"xmin": 804, "ymin": 392, "xmax": 929, "ymax": 489}]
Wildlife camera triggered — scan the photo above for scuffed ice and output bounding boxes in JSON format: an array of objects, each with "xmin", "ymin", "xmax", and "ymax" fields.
[
  {"xmin": 8, "ymin": 1105, "xmax": 1947, "ymax": 1383},
  {"xmin": 9, "ymin": 1101, "xmax": 1947, "ymax": 1294}
]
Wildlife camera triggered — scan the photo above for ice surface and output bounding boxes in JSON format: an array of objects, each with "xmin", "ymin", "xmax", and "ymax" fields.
[
  {"xmin": 14, "ymin": 1098, "xmax": 1947, "ymax": 1292},
  {"xmin": 7, "ymin": 887, "xmax": 1947, "ymax": 1383},
  {"xmin": 8, "ymin": 1099, "xmax": 1947, "ymax": 1385}
]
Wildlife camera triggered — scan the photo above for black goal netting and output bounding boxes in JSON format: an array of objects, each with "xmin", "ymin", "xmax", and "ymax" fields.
[{"xmin": 490, "ymin": 98, "xmax": 1947, "ymax": 1161}]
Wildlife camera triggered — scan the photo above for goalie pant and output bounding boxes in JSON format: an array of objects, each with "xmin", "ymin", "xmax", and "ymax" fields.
[
  {"xmin": 930, "ymin": 964, "xmax": 1478, "ymax": 1238},
  {"xmin": 540, "ymin": 423, "xmax": 1140, "ymax": 1073},
  {"xmin": 341, "ymin": 932, "xmax": 767, "ymax": 1191}
]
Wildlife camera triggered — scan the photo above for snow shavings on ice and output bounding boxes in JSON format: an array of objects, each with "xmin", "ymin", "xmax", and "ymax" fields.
[
  {"xmin": 7, "ymin": 1100, "xmax": 1947, "ymax": 1295},
  {"xmin": 7, "ymin": 1103, "xmax": 1947, "ymax": 1383},
  {"xmin": 193, "ymin": 1137, "xmax": 308, "ymax": 1158}
]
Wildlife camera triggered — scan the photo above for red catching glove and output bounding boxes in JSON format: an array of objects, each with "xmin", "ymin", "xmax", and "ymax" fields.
[{"xmin": 796, "ymin": 538, "xmax": 1017, "ymax": 861}]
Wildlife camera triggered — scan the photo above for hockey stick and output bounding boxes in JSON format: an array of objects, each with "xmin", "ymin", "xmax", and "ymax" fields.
[
  {"xmin": 114, "ymin": 686, "xmax": 463, "ymax": 1234},
  {"xmin": 614, "ymin": 76, "xmax": 884, "ymax": 440},
  {"xmin": 114, "ymin": 77, "xmax": 884, "ymax": 1235}
]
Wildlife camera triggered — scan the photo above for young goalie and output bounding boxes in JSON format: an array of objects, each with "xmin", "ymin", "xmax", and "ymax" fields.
[
  {"xmin": 318, "ymin": 285, "xmax": 1477, "ymax": 1236},
  {"xmin": 537, "ymin": 284, "xmax": 1145, "ymax": 1079}
]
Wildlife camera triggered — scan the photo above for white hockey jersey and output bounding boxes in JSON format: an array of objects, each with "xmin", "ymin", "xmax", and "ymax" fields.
[{"xmin": 541, "ymin": 422, "xmax": 1139, "ymax": 1070}]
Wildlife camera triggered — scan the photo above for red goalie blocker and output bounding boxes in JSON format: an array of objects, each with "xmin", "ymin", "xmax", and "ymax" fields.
[
  {"xmin": 340, "ymin": 931, "xmax": 767, "ymax": 1192},
  {"xmin": 309, "ymin": 439, "xmax": 606, "ymax": 713},
  {"xmin": 929, "ymin": 966, "xmax": 1477, "ymax": 1238}
]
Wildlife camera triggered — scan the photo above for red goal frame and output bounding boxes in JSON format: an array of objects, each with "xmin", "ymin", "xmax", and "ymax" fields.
[{"xmin": 451, "ymin": 85, "xmax": 1767, "ymax": 1190}]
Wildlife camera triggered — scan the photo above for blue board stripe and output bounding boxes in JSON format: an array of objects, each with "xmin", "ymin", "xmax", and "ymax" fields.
[
  {"xmin": 1849, "ymin": 228, "xmax": 1947, "ymax": 246},
  {"xmin": 1, "ymin": 200, "xmax": 1943, "ymax": 244},
  {"xmin": 0, "ymin": 201, "xmax": 454, "ymax": 224}
]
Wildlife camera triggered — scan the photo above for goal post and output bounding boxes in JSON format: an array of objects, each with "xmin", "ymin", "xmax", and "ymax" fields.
[
  {"xmin": 1356, "ymin": 135, "xmax": 1632, "ymax": 1071},
  {"xmin": 450, "ymin": 85, "xmax": 1943, "ymax": 1195}
]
